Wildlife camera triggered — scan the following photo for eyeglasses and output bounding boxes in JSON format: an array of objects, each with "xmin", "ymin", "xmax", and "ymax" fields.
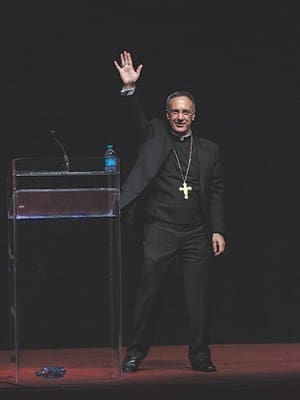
[{"xmin": 167, "ymin": 110, "xmax": 195, "ymax": 117}]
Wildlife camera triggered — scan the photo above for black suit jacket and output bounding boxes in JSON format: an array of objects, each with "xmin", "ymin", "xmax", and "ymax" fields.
[{"xmin": 120, "ymin": 92, "xmax": 225, "ymax": 236}]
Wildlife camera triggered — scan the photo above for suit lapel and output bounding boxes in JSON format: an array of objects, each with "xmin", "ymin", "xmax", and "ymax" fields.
[
  {"xmin": 142, "ymin": 132, "xmax": 173, "ymax": 178},
  {"xmin": 196, "ymin": 137, "xmax": 209, "ymax": 196}
]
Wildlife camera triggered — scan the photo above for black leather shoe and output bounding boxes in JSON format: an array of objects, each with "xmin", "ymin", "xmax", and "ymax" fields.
[
  {"xmin": 191, "ymin": 358, "xmax": 216, "ymax": 372},
  {"xmin": 122, "ymin": 355, "xmax": 142, "ymax": 372}
]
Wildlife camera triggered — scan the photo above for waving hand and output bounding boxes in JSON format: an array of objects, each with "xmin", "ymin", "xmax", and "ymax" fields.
[{"xmin": 113, "ymin": 50, "xmax": 143, "ymax": 89}]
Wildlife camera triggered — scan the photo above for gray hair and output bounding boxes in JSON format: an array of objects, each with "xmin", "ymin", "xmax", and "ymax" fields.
[{"xmin": 166, "ymin": 90, "xmax": 196, "ymax": 111}]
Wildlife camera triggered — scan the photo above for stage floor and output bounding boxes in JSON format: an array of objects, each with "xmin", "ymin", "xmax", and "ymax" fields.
[{"xmin": 1, "ymin": 343, "xmax": 300, "ymax": 399}]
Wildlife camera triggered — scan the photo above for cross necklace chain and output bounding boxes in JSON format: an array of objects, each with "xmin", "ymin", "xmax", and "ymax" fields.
[{"xmin": 172, "ymin": 134, "xmax": 193, "ymax": 200}]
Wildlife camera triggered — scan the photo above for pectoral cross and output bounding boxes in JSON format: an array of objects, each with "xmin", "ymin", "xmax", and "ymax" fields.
[{"xmin": 179, "ymin": 181, "xmax": 192, "ymax": 200}]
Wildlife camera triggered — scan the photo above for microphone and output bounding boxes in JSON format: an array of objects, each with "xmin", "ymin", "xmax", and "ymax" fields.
[{"xmin": 50, "ymin": 129, "xmax": 70, "ymax": 171}]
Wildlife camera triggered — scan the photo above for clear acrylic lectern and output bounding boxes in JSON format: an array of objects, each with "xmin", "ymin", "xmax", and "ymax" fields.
[{"xmin": 7, "ymin": 157, "xmax": 122, "ymax": 384}]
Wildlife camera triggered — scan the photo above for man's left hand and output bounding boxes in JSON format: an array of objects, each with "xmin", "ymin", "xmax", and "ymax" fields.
[{"xmin": 212, "ymin": 233, "xmax": 226, "ymax": 256}]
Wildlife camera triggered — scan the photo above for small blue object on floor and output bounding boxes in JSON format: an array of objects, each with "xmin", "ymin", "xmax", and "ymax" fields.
[{"xmin": 36, "ymin": 366, "xmax": 66, "ymax": 378}]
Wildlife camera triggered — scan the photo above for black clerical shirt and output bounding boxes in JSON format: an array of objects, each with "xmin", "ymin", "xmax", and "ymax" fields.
[{"xmin": 144, "ymin": 134, "xmax": 204, "ymax": 225}]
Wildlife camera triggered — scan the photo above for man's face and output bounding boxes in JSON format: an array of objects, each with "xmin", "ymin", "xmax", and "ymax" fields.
[{"xmin": 166, "ymin": 96, "xmax": 195, "ymax": 135}]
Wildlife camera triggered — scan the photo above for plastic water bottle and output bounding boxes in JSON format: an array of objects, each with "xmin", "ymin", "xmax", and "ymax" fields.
[{"xmin": 104, "ymin": 144, "xmax": 117, "ymax": 173}]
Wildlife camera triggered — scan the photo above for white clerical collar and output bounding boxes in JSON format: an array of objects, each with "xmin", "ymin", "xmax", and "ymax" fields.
[{"xmin": 171, "ymin": 130, "xmax": 192, "ymax": 141}]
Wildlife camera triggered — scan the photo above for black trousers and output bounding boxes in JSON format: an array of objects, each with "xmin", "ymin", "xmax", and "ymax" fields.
[{"xmin": 126, "ymin": 220, "xmax": 213, "ymax": 364}]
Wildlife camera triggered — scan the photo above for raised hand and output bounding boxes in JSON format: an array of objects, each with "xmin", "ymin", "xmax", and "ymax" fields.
[{"xmin": 113, "ymin": 50, "xmax": 143, "ymax": 89}]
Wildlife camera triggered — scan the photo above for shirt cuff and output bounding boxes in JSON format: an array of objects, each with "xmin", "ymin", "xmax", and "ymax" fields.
[{"xmin": 120, "ymin": 86, "xmax": 135, "ymax": 96}]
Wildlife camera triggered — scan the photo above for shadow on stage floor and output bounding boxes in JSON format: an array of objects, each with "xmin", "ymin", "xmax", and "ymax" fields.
[{"xmin": 1, "ymin": 343, "xmax": 300, "ymax": 399}]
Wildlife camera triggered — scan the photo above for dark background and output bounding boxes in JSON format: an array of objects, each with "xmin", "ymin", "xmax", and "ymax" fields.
[{"xmin": 1, "ymin": 1, "xmax": 298, "ymax": 348}]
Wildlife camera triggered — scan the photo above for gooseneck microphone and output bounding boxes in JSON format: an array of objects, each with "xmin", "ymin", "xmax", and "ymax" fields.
[{"xmin": 50, "ymin": 129, "xmax": 70, "ymax": 171}]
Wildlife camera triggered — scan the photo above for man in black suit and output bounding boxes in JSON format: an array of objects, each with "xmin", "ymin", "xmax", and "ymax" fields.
[{"xmin": 114, "ymin": 51, "xmax": 226, "ymax": 373}]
